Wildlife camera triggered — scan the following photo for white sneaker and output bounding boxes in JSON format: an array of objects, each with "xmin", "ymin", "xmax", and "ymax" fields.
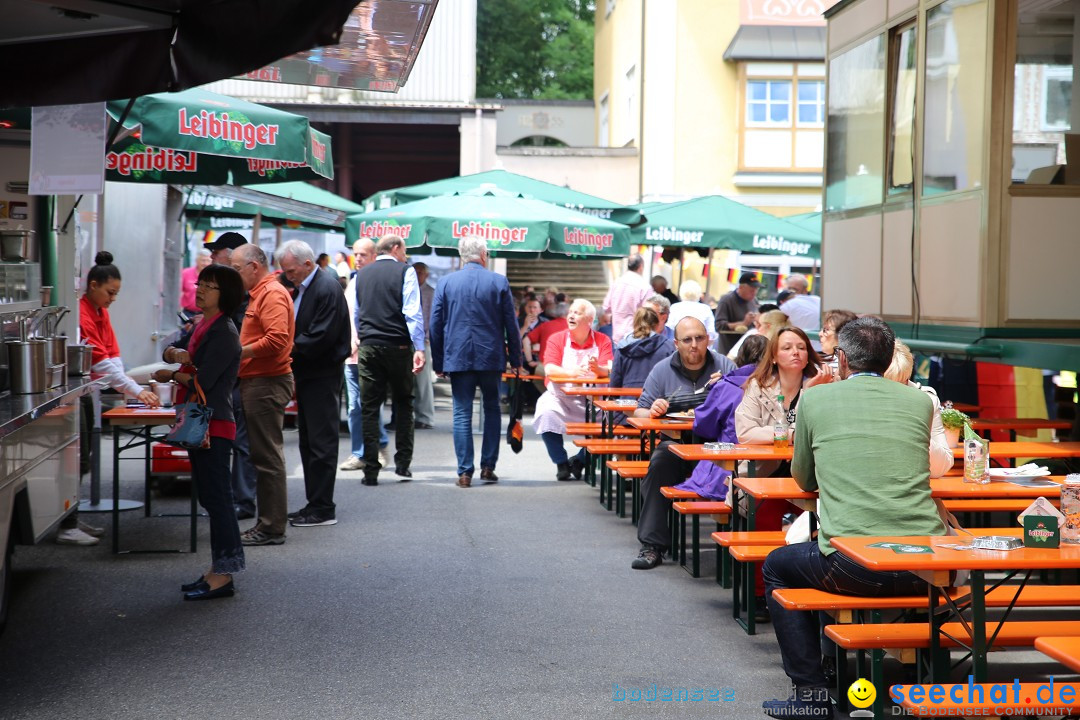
[
  {"xmin": 56, "ymin": 528, "xmax": 100, "ymax": 546},
  {"xmin": 78, "ymin": 520, "xmax": 105, "ymax": 537},
  {"xmin": 338, "ymin": 455, "xmax": 365, "ymax": 471},
  {"xmin": 379, "ymin": 446, "xmax": 391, "ymax": 468}
]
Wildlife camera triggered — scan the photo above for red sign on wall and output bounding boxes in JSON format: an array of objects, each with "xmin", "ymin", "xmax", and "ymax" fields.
[{"xmin": 740, "ymin": 0, "xmax": 838, "ymax": 26}]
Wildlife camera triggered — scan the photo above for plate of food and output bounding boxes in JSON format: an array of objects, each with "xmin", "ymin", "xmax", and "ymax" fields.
[
  {"xmin": 665, "ymin": 410, "xmax": 696, "ymax": 419},
  {"xmin": 988, "ymin": 465, "xmax": 1050, "ymax": 479}
]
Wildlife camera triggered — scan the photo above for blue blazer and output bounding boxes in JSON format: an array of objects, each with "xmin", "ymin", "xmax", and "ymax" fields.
[{"xmin": 431, "ymin": 262, "xmax": 522, "ymax": 374}]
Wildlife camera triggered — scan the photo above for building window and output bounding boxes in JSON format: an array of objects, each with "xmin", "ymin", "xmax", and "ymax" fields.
[
  {"xmin": 624, "ymin": 65, "xmax": 637, "ymax": 145},
  {"xmin": 1041, "ymin": 66, "xmax": 1073, "ymax": 131},
  {"xmin": 740, "ymin": 63, "xmax": 826, "ymax": 174},
  {"xmin": 825, "ymin": 35, "xmax": 887, "ymax": 212},
  {"xmin": 606, "ymin": 0, "xmax": 616, "ymax": 17},
  {"xmin": 747, "ymin": 80, "xmax": 791, "ymax": 126},
  {"xmin": 599, "ymin": 93, "xmax": 610, "ymax": 147},
  {"xmin": 796, "ymin": 80, "xmax": 825, "ymax": 126},
  {"xmin": 887, "ymin": 23, "xmax": 917, "ymax": 197}
]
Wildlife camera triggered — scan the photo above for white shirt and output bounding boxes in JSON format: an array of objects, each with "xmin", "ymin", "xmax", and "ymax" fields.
[
  {"xmin": 666, "ymin": 300, "xmax": 719, "ymax": 345},
  {"xmin": 292, "ymin": 267, "xmax": 319, "ymax": 319},
  {"xmin": 780, "ymin": 294, "xmax": 821, "ymax": 333}
]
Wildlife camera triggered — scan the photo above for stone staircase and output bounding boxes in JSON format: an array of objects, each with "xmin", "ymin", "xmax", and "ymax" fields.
[{"xmin": 505, "ymin": 258, "xmax": 613, "ymax": 306}]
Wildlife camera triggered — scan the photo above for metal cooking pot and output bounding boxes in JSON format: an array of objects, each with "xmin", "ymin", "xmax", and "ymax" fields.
[
  {"xmin": 0, "ymin": 230, "xmax": 34, "ymax": 262},
  {"xmin": 7, "ymin": 339, "xmax": 46, "ymax": 394},
  {"xmin": 67, "ymin": 344, "xmax": 94, "ymax": 376}
]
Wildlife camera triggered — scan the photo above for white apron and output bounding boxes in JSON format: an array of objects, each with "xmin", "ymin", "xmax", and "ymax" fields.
[{"xmin": 532, "ymin": 331, "xmax": 601, "ymax": 435}]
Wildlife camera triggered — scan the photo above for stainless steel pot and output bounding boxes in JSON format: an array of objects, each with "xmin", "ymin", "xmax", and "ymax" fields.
[
  {"xmin": 7, "ymin": 339, "xmax": 47, "ymax": 394},
  {"xmin": 0, "ymin": 230, "xmax": 34, "ymax": 262},
  {"xmin": 42, "ymin": 335, "xmax": 66, "ymax": 368},
  {"xmin": 67, "ymin": 344, "xmax": 94, "ymax": 376}
]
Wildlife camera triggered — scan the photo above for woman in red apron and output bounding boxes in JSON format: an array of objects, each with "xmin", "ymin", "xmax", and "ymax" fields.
[{"xmin": 531, "ymin": 299, "xmax": 613, "ymax": 481}]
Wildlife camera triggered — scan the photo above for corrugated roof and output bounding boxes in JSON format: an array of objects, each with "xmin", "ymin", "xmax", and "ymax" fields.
[{"xmin": 723, "ymin": 26, "xmax": 826, "ymax": 62}]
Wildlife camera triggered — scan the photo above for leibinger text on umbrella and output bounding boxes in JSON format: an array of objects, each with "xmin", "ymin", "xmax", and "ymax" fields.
[
  {"xmin": 106, "ymin": 147, "xmax": 197, "ymax": 176},
  {"xmin": 564, "ymin": 228, "xmax": 614, "ymax": 250},
  {"xmin": 245, "ymin": 159, "xmax": 309, "ymax": 177},
  {"xmin": 451, "ymin": 221, "xmax": 528, "ymax": 246},
  {"xmin": 645, "ymin": 226, "xmax": 706, "ymax": 245},
  {"xmin": 354, "ymin": 221, "xmax": 412, "ymax": 239},
  {"xmin": 752, "ymin": 234, "xmax": 812, "ymax": 257},
  {"xmin": 177, "ymin": 109, "xmax": 280, "ymax": 150}
]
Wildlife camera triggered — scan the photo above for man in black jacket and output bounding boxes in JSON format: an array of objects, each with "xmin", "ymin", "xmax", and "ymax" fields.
[
  {"xmin": 276, "ymin": 240, "xmax": 351, "ymax": 527},
  {"xmin": 355, "ymin": 235, "xmax": 426, "ymax": 485}
]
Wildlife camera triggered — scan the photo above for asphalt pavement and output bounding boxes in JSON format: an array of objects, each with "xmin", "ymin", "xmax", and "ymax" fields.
[{"xmin": 9, "ymin": 388, "xmax": 1045, "ymax": 719}]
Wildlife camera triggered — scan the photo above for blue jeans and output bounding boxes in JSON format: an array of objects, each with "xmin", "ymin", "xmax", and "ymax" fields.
[
  {"xmin": 540, "ymin": 432, "xmax": 585, "ymax": 466},
  {"xmin": 763, "ymin": 542, "xmax": 927, "ymax": 689},
  {"xmin": 345, "ymin": 363, "xmax": 387, "ymax": 458},
  {"xmin": 450, "ymin": 370, "xmax": 502, "ymax": 476}
]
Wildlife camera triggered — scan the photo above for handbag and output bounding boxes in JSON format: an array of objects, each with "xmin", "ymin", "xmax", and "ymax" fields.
[
  {"xmin": 506, "ymin": 370, "xmax": 525, "ymax": 454},
  {"xmin": 164, "ymin": 374, "xmax": 213, "ymax": 450}
]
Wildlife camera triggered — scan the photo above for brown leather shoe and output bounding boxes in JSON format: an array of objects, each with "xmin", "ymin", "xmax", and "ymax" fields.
[
  {"xmin": 480, "ymin": 467, "xmax": 498, "ymax": 483},
  {"xmin": 456, "ymin": 473, "xmax": 472, "ymax": 488}
]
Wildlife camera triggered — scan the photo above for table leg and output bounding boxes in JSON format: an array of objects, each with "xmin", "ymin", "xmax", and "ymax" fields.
[
  {"xmin": 970, "ymin": 570, "xmax": 988, "ymax": 681},
  {"xmin": 112, "ymin": 424, "xmax": 120, "ymax": 554}
]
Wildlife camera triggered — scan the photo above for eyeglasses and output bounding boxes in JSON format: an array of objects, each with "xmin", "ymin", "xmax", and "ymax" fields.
[
  {"xmin": 819, "ymin": 327, "xmax": 835, "ymax": 336},
  {"xmin": 195, "ymin": 281, "xmax": 219, "ymax": 290},
  {"xmin": 677, "ymin": 335, "xmax": 709, "ymax": 346}
]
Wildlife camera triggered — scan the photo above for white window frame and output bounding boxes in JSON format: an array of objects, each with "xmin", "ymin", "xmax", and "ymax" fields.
[
  {"xmin": 624, "ymin": 65, "xmax": 638, "ymax": 144},
  {"xmin": 606, "ymin": 0, "xmax": 616, "ymax": 17},
  {"xmin": 746, "ymin": 79, "xmax": 792, "ymax": 128},
  {"xmin": 1040, "ymin": 65, "xmax": 1073, "ymax": 132},
  {"xmin": 598, "ymin": 92, "xmax": 610, "ymax": 147},
  {"xmin": 796, "ymin": 79, "xmax": 825, "ymax": 128}
]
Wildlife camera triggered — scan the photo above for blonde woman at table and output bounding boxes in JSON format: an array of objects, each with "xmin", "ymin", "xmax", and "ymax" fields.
[
  {"xmin": 885, "ymin": 341, "xmax": 954, "ymax": 477},
  {"xmin": 734, "ymin": 326, "xmax": 831, "ymax": 621},
  {"xmin": 726, "ymin": 307, "xmax": 789, "ymax": 362},
  {"xmin": 532, "ymin": 298, "xmax": 613, "ymax": 481},
  {"xmin": 58, "ymin": 252, "xmax": 161, "ymax": 547},
  {"xmin": 817, "ymin": 308, "xmax": 858, "ymax": 378},
  {"xmin": 153, "ymin": 264, "xmax": 244, "ymax": 601}
]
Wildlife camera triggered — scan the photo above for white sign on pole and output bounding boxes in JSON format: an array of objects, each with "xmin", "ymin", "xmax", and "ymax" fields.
[{"xmin": 29, "ymin": 103, "xmax": 107, "ymax": 195}]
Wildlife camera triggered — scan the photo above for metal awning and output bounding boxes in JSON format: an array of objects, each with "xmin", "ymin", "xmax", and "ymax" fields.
[
  {"xmin": 723, "ymin": 26, "xmax": 826, "ymax": 62},
  {"xmin": 0, "ymin": 0, "xmax": 358, "ymax": 108}
]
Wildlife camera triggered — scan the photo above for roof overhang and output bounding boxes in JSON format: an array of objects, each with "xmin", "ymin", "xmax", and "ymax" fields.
[{"xmin": 723, "ymin": 25, "xmax": 826, "ymax": 62}]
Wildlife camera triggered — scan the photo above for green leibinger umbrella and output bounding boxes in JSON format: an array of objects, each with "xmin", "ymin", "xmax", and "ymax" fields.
[
  {"xmin": 104, "ymin": 89, "xmax": 332, "ymax": 184},
  {"xmin": 630, "ymin": 195, "xmax": 820, "ymax": 259},
  {"xmin": 365, "ymin": 169, "xmax": 642, "ymax": 225},
  {"xmin": 345, "ymin": 190, "xmax": 630, "ymax": 259}
]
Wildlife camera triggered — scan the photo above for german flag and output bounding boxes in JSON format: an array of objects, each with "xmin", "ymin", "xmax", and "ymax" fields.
[
  {"xmin": 975, "ymin": 362, "xmax": 1053, "ymax": 447},
  {"xmin": 727, "ymin": 268, "xmax": 738, "ymax": 283},
  {"xmin": 777, "ymin": 273, "xmax": 787, "ymax": 291}
]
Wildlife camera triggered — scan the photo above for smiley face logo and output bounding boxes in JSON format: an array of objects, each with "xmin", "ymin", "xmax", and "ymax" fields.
[{"xmin": 847, "ymin": 678, "xmax": 876, "ymax": 709}]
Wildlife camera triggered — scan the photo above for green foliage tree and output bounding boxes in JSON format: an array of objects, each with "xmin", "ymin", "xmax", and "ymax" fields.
[{"xmin": 477, "ymin": 0, "xmax": 594, "ymax": 100}]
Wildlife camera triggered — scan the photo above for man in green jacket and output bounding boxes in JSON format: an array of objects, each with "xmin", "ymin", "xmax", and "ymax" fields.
[{"xmin": 761, "ymin": 317, "xmax": 945, "ymax": 720}]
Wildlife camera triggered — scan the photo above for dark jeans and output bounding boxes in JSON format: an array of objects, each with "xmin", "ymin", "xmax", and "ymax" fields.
[
  {"xmin": 637, "ymin": 441, "xmax": 694, "ymax": 549},
  {"xmin": 763, "ymin": 542, "xmax": 927, "ymax": 689},
  {"xmin": 296, "ymin": 372, "xmax": 344, "ymax": 515},
  {"xmin": 230, "ymin": 384, "xmax": 258, "ymax": 515},
  {"xmin": 449, "ymin": 370, "xmax": 502, "ymax": 476},
  {"xmin": 357, "ymin": 345, "xmax": 415, "ymax": 478},
  {"xmin": 189, "ymin": 436, "xmax": 245, "ymax": 575}
]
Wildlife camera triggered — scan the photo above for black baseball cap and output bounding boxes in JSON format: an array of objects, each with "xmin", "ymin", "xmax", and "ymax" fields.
[
  {"xmin": 738, "ymin": 271, "xmax": 761, "ymax": 287},
  {"xmin": 204, "ymin": 232, "xmax": 247, "ymax": 252}
]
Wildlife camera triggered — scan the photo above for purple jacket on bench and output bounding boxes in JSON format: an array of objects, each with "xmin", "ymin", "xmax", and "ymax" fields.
[{"xmin": 675, "ymin": 364, "xmax": 755, "ymax": 501}]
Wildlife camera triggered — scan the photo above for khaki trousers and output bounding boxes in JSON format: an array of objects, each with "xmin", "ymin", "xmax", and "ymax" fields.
[{"xmin": 240, "ymin": 373, "xmax": 294, "ymax": 535}]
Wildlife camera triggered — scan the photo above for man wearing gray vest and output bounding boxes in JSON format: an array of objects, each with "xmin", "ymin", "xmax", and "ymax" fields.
[{"xmin": 355, "ymin": 235, "xmax": 426, "ymax": 485}]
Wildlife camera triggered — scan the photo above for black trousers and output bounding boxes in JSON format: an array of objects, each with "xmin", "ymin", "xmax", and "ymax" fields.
[
  {"xmin": 295, "ymin": 371, "xmax": 344, "ymax": 515},
  {"xmin": 637, "ymin": 440, "xmax": 695, "ymax": 549},
  {"xmin": 357, "ymin": 345, "xmax": 414, "ymax": 478}
]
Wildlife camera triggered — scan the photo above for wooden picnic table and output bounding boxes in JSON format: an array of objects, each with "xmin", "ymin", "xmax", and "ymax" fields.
[
  {"xmin": 949, "ymin": 441, "xmax": 1080, "ymax": 462},
  {"xmin": 501, "ymin": 372, "xmax": 543, "ymax": 382},
  {"xmin": 101, "ymin": 406, "xmax": 197, "ymax": 555},
  {"xmin": 831, "ymin": 534, "xmax": 1080, "ymax": 682},
  {"xmin": 627, "ymin": 416, "xmax": 695, "ymax": 454},
  {"xmin": 970, "ymin": 417, "xmax": 1073, "ymax": 441},
  {"xmin": 1035, "ymin": 636, "xmax": 1080, "ymax": 673},
  {"xmin": 564, "ymin": 385, "xmax": 641, "ymax": 423},
  {"xmin": 669, "ymin": 443, "xmax": 792, "ymax": 472},
  {"xmin": 948, "ymin": 402, "xmax": 981, "ymax": 415}
]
